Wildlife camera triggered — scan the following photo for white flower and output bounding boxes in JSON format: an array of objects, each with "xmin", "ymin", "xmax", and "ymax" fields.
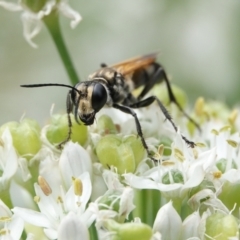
[
  {"xmin": 88, "ymin": 184, "xmax": 135, "ymax": 233},
  {"xmin": 0, "ymin": 199, "xmax": 24, "ymax": 240},
  {"xmin": 0, "ymin": 0, "xmax": 81, "ymax": 48},
  {"xmin": 12, "ymin": 172, "xmax": 92, "ymax": 239},
  {"xmin": 123, "ymin": 131, "xmax": 217, "ymax": 199},
  {"xmin": 0, "ymin": 128, "xmax": 27, "ymax": 192},
  {"xmin": 38, "ymin": 142, "xmax": 92, "ymax": 198}
]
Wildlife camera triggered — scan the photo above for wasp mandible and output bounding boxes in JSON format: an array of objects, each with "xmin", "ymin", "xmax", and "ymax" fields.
[{"xmin": 21, "ymin": 53, "xmax": 197, "ymax": 159}]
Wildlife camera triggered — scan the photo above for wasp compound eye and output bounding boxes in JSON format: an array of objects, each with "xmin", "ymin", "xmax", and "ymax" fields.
[{"xmin": 92, "ymin": 83, "xmax": 107, "ymax": 112}]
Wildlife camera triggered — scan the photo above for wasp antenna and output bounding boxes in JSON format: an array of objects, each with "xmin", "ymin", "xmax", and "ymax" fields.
[{"xmin": 21, "ymin": 83, "xmax": 81, "ymax": 94}]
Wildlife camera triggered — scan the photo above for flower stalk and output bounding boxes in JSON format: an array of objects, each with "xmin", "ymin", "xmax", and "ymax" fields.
[{"xmin": 43, "ymin": 10, "xmax": 80, "ymax": 85}]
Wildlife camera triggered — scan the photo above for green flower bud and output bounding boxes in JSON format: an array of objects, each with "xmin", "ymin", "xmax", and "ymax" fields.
[
  {"xmin": 96, "ymin": 115, "xmax": 118, "ymax": 135},
  {"xmin": 0, "ymin": 119, "xmax": 41, "ymax": 160},
  {"xmin": 219, "ymin": 182, "xmax": 240, "ymax": 215},
  {"xmin": 205, "ymin": 212, "xmax": 238, "ymax": 240},
  {"xmin": 96, "ymin": 135, "xmax": 145, "ymax": 174},
  {"xmin": 46, "ymin": 114, "xmax": 88, "ymax": 146},
  {"xmin": 106, "ymin": 220, "xmax": 153, "ymax": 240},
  {"xmin": 216, "ymin": 158, "xmax": 237, "ymax": 173},
  {"xmin": 162, "ymin": 169, "xmax": 184, "ymax": 184},
  {"xmin": 123, "ymin": 135, "xmax": 145, "ymax": 166},
  {"xmin": 152, "ymin": 84, "xmax": 187, "ymax": 108}
]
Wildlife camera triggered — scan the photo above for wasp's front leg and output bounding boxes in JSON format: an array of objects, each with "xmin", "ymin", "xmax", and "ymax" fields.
[{"xmin": 57, "ymin": 90, "xmax": 74, "ymax": 149}]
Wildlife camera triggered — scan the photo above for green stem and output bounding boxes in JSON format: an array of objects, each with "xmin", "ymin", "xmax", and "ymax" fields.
[
  {"xmin": 89, "ymin": 223, "xmax": 98, "ymax": 240},
  {"xmin": 43, "ymin": 10, "xmax": 80, "ymax": 85}
]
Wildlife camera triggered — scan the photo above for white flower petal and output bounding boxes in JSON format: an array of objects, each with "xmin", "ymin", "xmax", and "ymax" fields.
[
  {"xmin": 59, "ymin": 142, "xmax": 92, "ymax": 189},
  {"xmin": 153, "ymin": 201, "xmax": 182, "ymax": 240},
  {"xmin": 58, "ymin": 212, "xmax": 89, "ymax": 240},
  {"xmin": 18, "ymin": 157, "xmax": 31, "ymax": 181},
  {"xmin": 39, "ymin": 154, "xmax": 63, "ymax": 198},
  {"xmin": 119, "ymin": 187, "xmax": 135, "ymax": 218},
  {"xmin": 44, "ymin": 228, "xmax": 58, "ymax": 240},
  {"xmin": 65, "ymin": 172, "xmax": 92, "ymax": 213},
  {"xmin": 182, "ymin": 211, "xmax": 201, "ymax": 239},
  {"xmin": 58, "ymin": 1, "xmax": 82, "ymax": 28},
  {"xmin": 91, "ymin": 164, "xmax": 107, "ymax": 201},
  {"xmin": 10, "ymin": 180, "xmax": 35, "ymax": 209},
  {"xmin": 102, "ymin": 168, "xmax": 124, "ymax": 190},
  {"xmin": 0, "ymin": 199, "xmax": 12, "ymax": 217},
  {"xmin": 124, "ymin": 173, "xmax": 182, "ymax": 192},
  {"xmin": 0, "ymin": 1, "xmax": 22, "ymax": 11},
  {"xmin": 12, "ymin": 207, "xmax": 53, "ymax": 229},
  {"xmin": 8, "ymin": 215, "xmax": 25, "ymax": 240},
  {"xmin": 34, "ymin": 183, "xmax": 61, "ymax": 225},
  {"xmin": 0, "ymin": 128, "xmax": 18, "ymax": 189},
  {"xmin": 21, "ymin": 12, "xmax": 42, "ymax": 48},
  {"xmin": 222, "ymin": 169, "xmax": 240, "ymax": 183}
]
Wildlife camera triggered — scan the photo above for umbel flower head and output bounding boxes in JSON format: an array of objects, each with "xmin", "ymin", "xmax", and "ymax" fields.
[
  {"xmin": 1, "ymin": 79, "xmax": 240, "ymax": 239},
  {"xmin": 0, "ymin": 0, "xmax": 81, "ymax": 47}
]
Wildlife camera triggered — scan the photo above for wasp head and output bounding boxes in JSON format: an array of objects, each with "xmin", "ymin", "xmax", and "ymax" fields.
[{"xmin": 73, "ymin": 82, "xmax": 108, "ymax": 125}]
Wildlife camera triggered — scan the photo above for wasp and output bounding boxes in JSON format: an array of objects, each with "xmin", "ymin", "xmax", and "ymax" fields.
[{"xmin": 21, "ymin": 52, "xmax": 196, "ymax": 160}]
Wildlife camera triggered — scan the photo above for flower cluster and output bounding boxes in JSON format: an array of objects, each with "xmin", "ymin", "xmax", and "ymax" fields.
[
  {"xmin": 1, "ymin": 1, "xmax": 240, "ymax": 239},
  {"xmin": 0, "ymin": 92, "xmax": 240, "ymax": 240}
]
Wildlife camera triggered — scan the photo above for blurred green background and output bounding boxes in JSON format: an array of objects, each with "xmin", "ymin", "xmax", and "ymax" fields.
[{"xmin": 1, "ymin": 0, "xmax": 240, "ymax": 125}]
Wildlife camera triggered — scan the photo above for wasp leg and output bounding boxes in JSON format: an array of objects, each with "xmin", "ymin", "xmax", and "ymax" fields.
[
  {"xmin": 137, "ymin": 63, "xmax": 201, "ymax": 132},
  {"xmin": 128, "ymin": 96, "xmax": 195, "ymax": 148},
  {"xmin": 58, "ymin": 91, "xmax": 73, "ymax": 149},
  {"xmin": 113, "ymin": 103, "xmax": 157, "ymax": 161}
]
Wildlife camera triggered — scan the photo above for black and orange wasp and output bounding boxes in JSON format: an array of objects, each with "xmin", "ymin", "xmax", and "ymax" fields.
[{"xmin": 21, "ymin": 52, "xmax": 197, "ymax": 160}]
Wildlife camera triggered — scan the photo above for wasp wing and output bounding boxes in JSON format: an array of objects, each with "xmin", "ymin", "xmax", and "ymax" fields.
[{"xmin": 110, "ymin": 52, "xmax": 158, "ymax": 76}]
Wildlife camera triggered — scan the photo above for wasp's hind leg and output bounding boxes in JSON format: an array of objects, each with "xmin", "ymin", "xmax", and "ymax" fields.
[
  {"xmin": 137, "ymin": 63, "xmax": 201, "ymax": 132},
  {"xmin": 128, "ymin": 96, "xmax": 195, "ymax": 148},
  {"xmin": 57, "ymin": 91, "xmax": 74, "ymax": 149}
]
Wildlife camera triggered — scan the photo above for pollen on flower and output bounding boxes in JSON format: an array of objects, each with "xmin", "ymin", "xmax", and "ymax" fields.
[
  {"xmin": 195, "ymin": 97, "xmax": 205, "ymax": 116},
  {"xmin": 161, "ymin": 160, "xmax": 175, "ymax": 166},
  {"xmin": 33, "ymin": 196, "xmax": 40, "ymax": 203},
  {"xmin": 38, "ymin": 176, "xmax": 52, "ymax": 196},
  {"xmin": 0, "ymin": 216, "xmax": 11, "ymax": 222},
  {"xmin": 219, "ymin": 125, "xmax": 231, "ymax": 132},
  {"xmin": 57, "ymin": 196, "xmax": 63, "ymax": 204},
  {"xmin": 195, "ymin": 142, "xmax": 206, "ymax": 148},
  {"xmin": 0, "ymin": 228, "xmax": 10, "ymax": 235},
  {"xmin": 73, "ymin": 178, "xmax": 83, "ymax": 196},
  {"xmin": 213, "ymin": 171, "xmax": 222, "ymax": 179},
  {"xmin": 228, "ymin": 109, "xmax": 238, "ymax": 125},
  {"xmin": 174, "ymin": 148, "xmax": 185, "ymax": 162},
  {"xmin": 226, "ymin": 139, "xmax": 238, "ymax": 148},
  {"xmin": 0, "ymin": 138, "xmax": 4, "ymax": 147},
  {"xmin": 211, "ymin": 129, "xmax": 219, "ymax": 135},
  {"xmin": 158, "ymin": 144, "xmax": 164, "ymax": 157},
  {"xmin": 192, "ymin": 148, "xmax": 198, "ymax": 159}
]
